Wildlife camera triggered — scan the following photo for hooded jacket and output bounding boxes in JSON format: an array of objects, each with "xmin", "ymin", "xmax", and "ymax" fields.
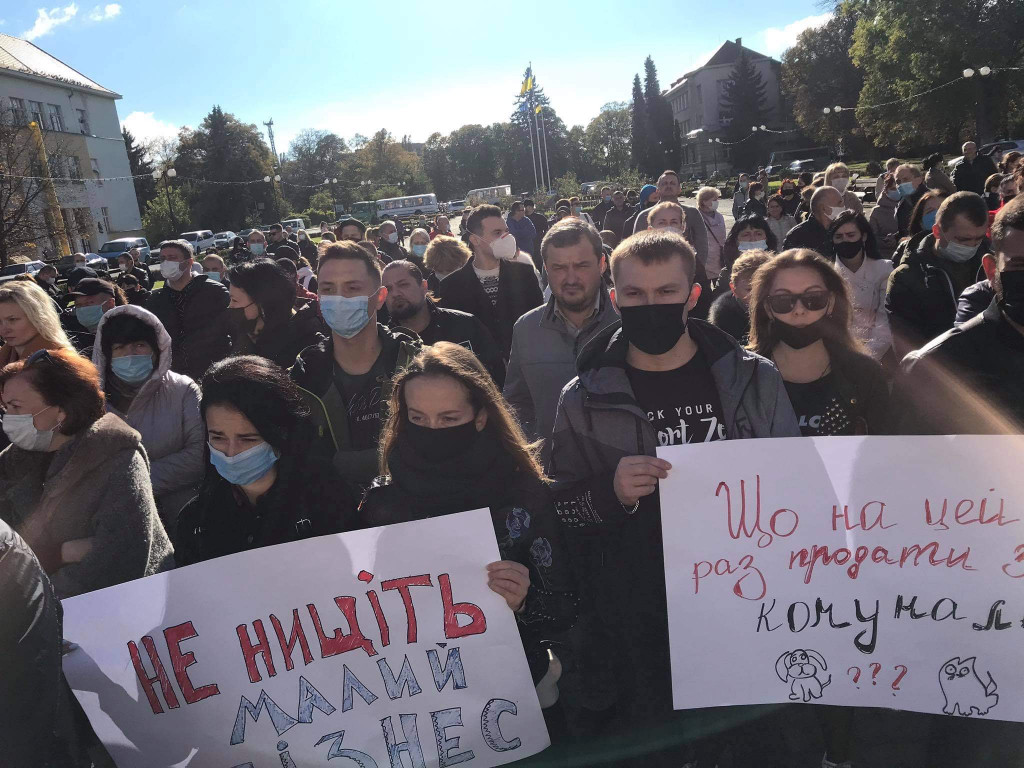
[
  {"xmin": 0, "ymin": 412, "xmax": 173, "ymax": 597},
  {"xmin": 290, "ymin": 324, "xmax": 421, "ymax": 488},
  {"xmin": 145, "ymin": 273, "xmax": 231, "ymax": 381},
  {"xmin": 505, "ymin": 213, "xmax": 538, "ymax": 256},
  {"xmin": 92, "ymin": 305, "xmax": 205, "ymax": 526},
  {"xmin": 885, "ymin": 232, "xmax": 988, "ymax": 354}
]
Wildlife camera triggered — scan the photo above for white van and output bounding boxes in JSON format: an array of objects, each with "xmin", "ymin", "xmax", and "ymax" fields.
[
  {"xmin": 281, "ymin": 218, "xmax": 308, "ymax": 232},
  {"xmin": 180, "ymin": 230, "xmax": 216, "ymax": 252}
]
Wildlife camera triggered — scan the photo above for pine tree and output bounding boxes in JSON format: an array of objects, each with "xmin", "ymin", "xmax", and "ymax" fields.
[
  {"xmin": 719, "ymin": 52, "xmax": 771, "ymax": 171},
  {"xmin": 642, "ymin": 56, "xmax": 680, "ymax": 175},
  {"xmin": 123, "ymin": 127, "xmax": 156, "ymax": 211},
  {"xmin": 630, "ymin": 74, "xmax": 651, "ymax": 174}
]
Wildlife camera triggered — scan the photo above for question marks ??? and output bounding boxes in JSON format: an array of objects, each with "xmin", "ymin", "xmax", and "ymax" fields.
[{"xmin": 847, "ymin": 664, "xmax": 908, "ymax": 695}]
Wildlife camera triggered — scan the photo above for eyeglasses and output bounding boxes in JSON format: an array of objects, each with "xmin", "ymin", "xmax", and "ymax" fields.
[
  {"xmin": 24, "ymin": 349, "xmax": 55, "ymax": 366},
  {"xmin": 765, "ymin": 291, "xmax": 831, "ymax": 314}
]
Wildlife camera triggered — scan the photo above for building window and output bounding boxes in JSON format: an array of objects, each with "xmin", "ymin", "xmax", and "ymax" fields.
[
  {"xmin": 681, "ymin": 91, "xmax": 689, "ymax": 110},
  {"xmin": 49, "ymin": 153, "xmax": 64, "ymax": 178},
  {"xmin": 29, "ymin": 100, "xmax": 43, "ymax": 126},
  {"xmin": 682, "ymin": 120, "xmax": 691, "ymax": 134},
  {"xmin": 101, "ymin": 206, "xmax": 112, "ymax": 234},
  {"xmin": 696, "ymin": 84, "xmax": 702, "ymax": 103},
  {"xmin": 67, "ymin": 156, "xmax": 83, "ymax": 180},
  {"xmin": 90, "ymin": 158, "xmax": 102, "ymax": 185},
  {"xmin": 9, "ymin": 97, "xmax": 27, "ymax": 126},
  {"xmin": 46, "ymin": 104, "xmax": 65, "ymax": 132},
  {"xmin": 76, "ymin": 108, "xmax": 90, "ymax": 134}
]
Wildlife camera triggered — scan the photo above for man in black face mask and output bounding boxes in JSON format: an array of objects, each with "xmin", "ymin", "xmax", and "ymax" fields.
[
  {"xmin": 546, "ymin": 229, "xmax": 799, "ymax": 758},
  {"xmin": 893, "ymin": 196, "xmax": 1024, "ymax": 435}
]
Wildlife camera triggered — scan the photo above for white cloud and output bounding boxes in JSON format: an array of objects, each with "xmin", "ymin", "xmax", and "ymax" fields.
[
  {"xmin": 760, "ymin": 12, "xmax": 833, "ymax": 57},
  {"xmin": 88, "ymin": 3, "xmax": 120, "ymax": 21},
  {"xmin": 22, "ymin": 4, "xmax": 78, "ymax": 41},
  {"xmin": 121, "ymin": 111, "xmax": 180, "ymax": 144}
]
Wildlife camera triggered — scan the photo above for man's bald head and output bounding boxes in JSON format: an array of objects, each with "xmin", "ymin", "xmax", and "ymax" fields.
[{"xmin": 963, "ymin": 142, "xmax": 978, "ymax": 160}]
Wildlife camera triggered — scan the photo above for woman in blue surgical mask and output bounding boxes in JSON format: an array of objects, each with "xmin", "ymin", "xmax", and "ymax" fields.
[
  {"xmin": 891, "ymin": 190, "xmax": 948, "ymax": 267},
  {"xmin": 93, "ymin": 305, "xmax": 206, "ymax": 526},
  {"xmin": 721, "ymin": 214, "xmax": 779, "ymax": 278},
  {"xmin": 174, "ymin": 355, "xmax": 355, "ymax": 566},
  {"xmin": 408, "ymin": 228, "xmax": 430, "ymax": 269}
]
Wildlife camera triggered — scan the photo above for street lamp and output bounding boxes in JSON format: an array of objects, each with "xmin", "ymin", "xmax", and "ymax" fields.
[
  {"xmin": 155, "ymin": 168, "xmax": 179, "ymax": 233},
  {"xmin": 708, "ymin": 137, "xmax": 719, "ymax": 174}
]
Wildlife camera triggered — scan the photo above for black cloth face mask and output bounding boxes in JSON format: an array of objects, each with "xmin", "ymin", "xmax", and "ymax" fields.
[
  {"xmin": 774, "ymin": 315, "xmax": 829, "ymax": 349},
  {"xmin": 999, "ymin": 270, "xmax": 1024, "ymax": 326},
  {"xmin": 834, "ymin": 240, "xmax": 864, "ymax": 261},
  {"xmin": 402, "ymin": 419, "xmax": 481, "ymax": 463},
  {"xmin": 618, "ymin": 302, "xmax": 689, "ymax": 355}
]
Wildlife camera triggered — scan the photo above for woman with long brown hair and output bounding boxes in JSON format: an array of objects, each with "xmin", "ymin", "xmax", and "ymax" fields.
[
  {"xmin": 358, "ymin": 342, "xmax": 576, "ymax": 682},
  {"xmin": 748, "ymin": 249, "xmax": 889, "ymax": 436}
]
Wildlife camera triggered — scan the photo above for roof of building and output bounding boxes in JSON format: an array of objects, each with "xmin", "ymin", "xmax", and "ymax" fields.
[
  {"xmin": 0, "ymin": 33, "xmax": 118, "ymax": 97},
  {"xmin": 669, "ymin": 39, "xmax": 774, "ymax": 90}
]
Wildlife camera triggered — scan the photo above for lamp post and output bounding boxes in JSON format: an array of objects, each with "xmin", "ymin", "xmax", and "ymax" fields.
[{"xmin": 154, "ymin": 168, "xmax": 178, "ymax": 233}]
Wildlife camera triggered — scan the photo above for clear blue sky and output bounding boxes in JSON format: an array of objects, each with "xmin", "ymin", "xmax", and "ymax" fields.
[{"xmin": 5, "ymin": 0, "xmax": 830, "ymax": 155}]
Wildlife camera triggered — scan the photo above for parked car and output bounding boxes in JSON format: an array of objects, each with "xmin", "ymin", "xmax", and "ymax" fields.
[
  {"xmin": 96, "ymin": 237, "xmax": 151, "ymax": 264},
  {"xmin": 281, "ymin": 218, "xmax": 307, "ymax": 232},
  {"xmin": 179, "ymin": 230, "xmax": 216, "ymax": 252},
  {"xmin": 0, "ymin": 261, "xmax": 46, "ymax": 284},
  {"xmin": 213, "ymin": 231, "xmax": 236, "ymax": 248},
  {"xmin": 448, "ymin": 199, "xmax": 467, "ymax": 213}
]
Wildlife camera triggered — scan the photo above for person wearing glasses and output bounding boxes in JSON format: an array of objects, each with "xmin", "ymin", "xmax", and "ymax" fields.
[
  {"xmin": 747, "ymin": 249, "xmax": 890, "ymax": 436},
  {"xmin": 0, "ymin": 348, "xmax": 173, "ymax": 597}
]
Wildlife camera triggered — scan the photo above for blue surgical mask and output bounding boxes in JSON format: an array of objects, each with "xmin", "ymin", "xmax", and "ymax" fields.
[
  {"xmin": 249, "ymin": 242, "xmax": 265, "ymax": 256},
  {"xmin": 75, "ymin": 304, "xmax": 105, "ymax": 330},
  {"xmin": 209, "ymin": 441, "xmax": 279, "ymax": 486},
  {"xmin": 921, "ymin": 210, "xmax": 937, "ymax": 231},
  {"xmin": 886, "ymin": 189, "xmax": 902, "ymax": 202},
  {"xmin": 603, "ymin": 195, "xmax": 611, "ymax": 202},
  {"xmin": 111, "ymin": 354, "xmax": 154, "ymax": 384},
  {"xmin": 411, "ymin": 243, "xmax": 427, "ymax": 258},
  {"xmin": 204, "ymin": 271, "xmax": 222, "ymax": 282},
  {"xmin": 897, "ymin": 181, "xmax": 917, "ymax": 197},
  {"xmin": 939, "ymin": 240, "xmax": 978, "ymax": 263},
  {"xmin": 320, "ymin": 294, "xmax": 372, "ymax": 338},
  {"xmin": 738, "ymin": 240, "xmax": 768, "ymax": 252}
]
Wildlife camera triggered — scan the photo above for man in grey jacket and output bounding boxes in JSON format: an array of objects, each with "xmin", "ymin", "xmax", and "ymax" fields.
[
  {"xmin": 633, "ymin": 169, "xmax": 709, "ymax": 273},
  {"xmin": 503, "ymin": 219, "xmax": 619, "ymax": 454},
  {"xmin": 547, "ymin": 229, "xmax": 799, "ymax": 758}
]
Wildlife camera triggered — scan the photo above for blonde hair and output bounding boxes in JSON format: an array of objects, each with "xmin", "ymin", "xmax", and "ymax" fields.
[
  {"xmin": 0, "ymin": 281, "xmax": 74, "ymax": 351},
  {"xmin": 424, "ymin": 236, "xmax": 471, "ymax": 276},
  {"xmin": 647, "ymin": 200, "xmax": 684, "ymax": 227},
  {"xmin": 696, "ymin": 186, "xmax": 720, "ymax": 206},
  {"xmin": 824, "ymin": 162, "xmax": 850, "ymax": 183}
]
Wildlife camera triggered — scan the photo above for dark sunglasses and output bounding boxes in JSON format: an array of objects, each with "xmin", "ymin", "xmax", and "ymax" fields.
[
  {"xmin": 766, "ymin": 290, "xmax": 831, "ymax": 314},
  {"xmin": 25, "ymin": 349, "xmax": 55, "ymax": 366}
]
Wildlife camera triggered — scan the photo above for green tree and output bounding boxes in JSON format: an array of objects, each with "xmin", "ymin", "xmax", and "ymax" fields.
[
  {"xmin": 850, "ymin": 0, "xmax": 1024, "ymax": 148},
  {"xmin": 719, "ymin": 51, "xmax": 771, "ymax": 171},
  {"xmin": 630, "ymin": 74, "xmax": 651, "ymax": 174},
  {"xmin": 298, "ymin": 188, "xmax": 335, "ymax": 224},
  {"xmin": 123, "ymin": 127, "xmax": 156, "ymax": 211},
  {"xmin": 584, "ymin": 102, "xmax": 632, "ymax": 177},
  {"xmin": 173, "ymin": 106, "xmax": 287, "ymax": 229},
  {"xmin": 565, "ymin": 125, "xmax": 594, "ymax": 180},
  {"xmin": 422, "ymin": 132, "xmax": 453, "ymax": 199},
  {"xmin": 644, "ymin": 56, "xmax": 681, "ymax": 173},
  {"xmin": 781, "ymin": 9, "xmax": 864, "ymax": 150},
  {"xmin": 281, "ymin": 129, "xmax": 348, "ymax": 211},
  {"xmin": 140, "ymin": 185, "xmax": 190, "ymax": 245},
  {"xmin": 511, "ymin": 69, "xmax": 570, "ymax": 192}
]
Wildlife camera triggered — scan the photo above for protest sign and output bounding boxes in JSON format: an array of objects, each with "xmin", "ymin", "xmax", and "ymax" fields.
[
  {"xmin": 62, "ymin": 509, "xmax": 549, "ymax": 768},
  {"xmin": 659, "ymin": 435, "xmax": 1024, "ymax": 722}
]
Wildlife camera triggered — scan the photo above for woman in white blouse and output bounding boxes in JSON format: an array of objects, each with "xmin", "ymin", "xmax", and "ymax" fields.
[{"xmin": 826, "ymin": 211, "xmax": 893, "ymax": 361}]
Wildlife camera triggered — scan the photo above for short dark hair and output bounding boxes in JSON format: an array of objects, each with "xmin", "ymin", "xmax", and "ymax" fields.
[
  {"xmin": 658, "ymin": 170, "xmax": 680, "ymax": 182},
  {"xmin": 466, "ymin": 204, "xmax": 502, "ymax": 236},
  {"xmin": 0, "ymin": 348, "xmax": 104, "ymax": 435},
  {"xmin": 523, "ymin": 198, "xmax": 535, "ymax": 208},
  {"xmin": 160, "ymin": 239, "xmax": 193, "ymax": 260},
  {"xmin": 826, "ymin": 211, "xmax": 883, "ymax": 260},
  {"xmin": 991, "ymin": 195, "xmax": 1024, "ymax": 248},
  {"xmin": 318, "ymin": 241, "xmax": 382, "ymax": 285},
  {"xmin": 510, "ymin": 201, "xmax": 525, "ymax": 214},
  {"xmin": 227, "ymin": 258, "xmax": 296, "ymax": 328},
  {"xmin": 382, "ymin": 259, "xmax": 425, "ymax": 282},
  {"xmin": 99, "ymin": 313, "xmax": 161, "ymax": 372},
  {"xmin": 937, "ymin": 191, "xmax": 989, "ymax": 230},
  {"xmin": 270, "ymin": 223, "xmax": 283, "ymax": 233},
  {"xmin": 200, "ymin": 356, "xmax": 311, "ymax": 455},
  {"xmin": 275, "ymin": 257, "xmax": 298, "ymax": 277},
  {"xmin": 541, "ymin": 218, "xmax": 604, "ymax": 263},
  {"xmin": 610, "ymin": 229, "xmax": 696, "ymax": 284}
]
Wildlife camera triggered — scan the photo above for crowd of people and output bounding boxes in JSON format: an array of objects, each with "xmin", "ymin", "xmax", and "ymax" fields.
[{"xmin": 2, "ymin": 140, "xmax": 1023, "ymax": 767}]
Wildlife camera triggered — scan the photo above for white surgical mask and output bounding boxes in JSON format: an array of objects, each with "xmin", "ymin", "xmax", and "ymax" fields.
[
  {"xmin": 738, "ymin": 240, "xmax": 768, "ymax": 252},
  {"xmin": 385, "ymin": 231, "xmax": 399, "ymax": 244},
  {"xmin": 939, "ymin": 240, "xmax": 977, "ymax": 263},
  {"xmin": 831, "ymin": 177, "xmax": 850, "ymax": 194},
  {"xmin": 828, "ymin": 206, "xmax": 848, "ymax": 220},
  {"xmin": 160, "ymin": 261, "xmax": 185, "ymax": 281},
  {"xmin": 249, "ymin": 242, "xmax": 266, "ymax": 256},
  {"xmin": 2, "ymin": 406, "xmax": 59, "ymax": 451},
  {"xmin": 709, "ymin": 200, "xmax": 719, "ymax": 212},
  {"xmin": 489, "ymin": 233, "xmax": 518, "ymax": 260}
]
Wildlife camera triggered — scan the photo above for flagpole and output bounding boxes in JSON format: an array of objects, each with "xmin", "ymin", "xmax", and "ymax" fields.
[
  {"xmin": 525, "ymin": 64, "xmax": 539, "ymax": 193},
  {"xmin": 539, "ymin": 105, "xmax": 552, "ymax": 193},
  {"xmin": 531, "ymin": 88, "xmax": 544, "ymax": 192}
]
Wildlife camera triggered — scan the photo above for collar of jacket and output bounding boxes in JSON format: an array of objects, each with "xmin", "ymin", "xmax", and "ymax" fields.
[
  {"xmin": 539, "ymin": 286, "xmax": 615, "ymax": 335},
  {"xmin": 572, "ymin": 317, "xmax": 767, "ymax": 432},
  {"xmin": 291, "ymin": 322, "xmax": 421, "ymax": 396}
]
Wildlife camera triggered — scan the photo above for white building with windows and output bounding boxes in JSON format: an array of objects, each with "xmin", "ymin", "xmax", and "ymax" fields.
[
  {"xmin": 0, "ymin": 32, "xmax": 142, "ymax": 255},
  {"xmin": 665, "ymin": 38, "xmax": 798, "ymax": 178}
]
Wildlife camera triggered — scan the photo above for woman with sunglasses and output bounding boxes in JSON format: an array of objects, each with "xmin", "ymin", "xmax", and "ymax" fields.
[
  {"xmin": 358, "ymin": 342, "xmax": 576, "ymax": 683},
  {"xmin": 748, "ymin": 249, "xmax": 889, "ymax": 436},
  {"xmin": 0, "ymin": 348, "xmax": 173, "ymax": 597}
]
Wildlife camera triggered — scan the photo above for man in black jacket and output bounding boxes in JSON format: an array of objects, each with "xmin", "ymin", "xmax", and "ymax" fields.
[
  {"xmin": 952, "ymin": 141, "xmax": 998, "ymax": 195},
  {"xmin": 437, "ymin": 204, "xmax": 544, "ymax": 358},
  {"xmin": 146, "ymin": 239, "xmax": 231, "ymax": 380},
  {"xmin": 589, "ymin": 185, "xmax": 613, "ymax": 227},
  {"xmin": 382, "ymin": 259, "xmax": 505, "ymax": 385},
  {"xmin": 893, "ymin": 196, "xmax": 1024, "ymax": 435},
  {"xmin": 118, "ymin": 249, "xmax": 151, "ymax": 289},
  {"xmin": 376, "ymin": 220, "xmax": 408, "ymax": 263},
  {"xmin": 885, "ymin": 192, "xmax": 990, "ymax": 358},
  {"xmin": 782, "ymin": 185, "xmax": 843, "ymax": 254},
  {"xmin": 524, "ymin": 198, "xmax": 548, "ymax": 257}
]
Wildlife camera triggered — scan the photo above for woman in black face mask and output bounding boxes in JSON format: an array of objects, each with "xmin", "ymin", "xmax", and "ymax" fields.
[
  {"xmin": 225, "ymin": 259, "xmax": 326, "ymax": 368},
  {"xmin": 358, "ymin": 342, "xmax": 577, "ymax": 683},
  {"xmin": 748, "ymin": 249, "xmax": 889, "ymax": 436}
]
